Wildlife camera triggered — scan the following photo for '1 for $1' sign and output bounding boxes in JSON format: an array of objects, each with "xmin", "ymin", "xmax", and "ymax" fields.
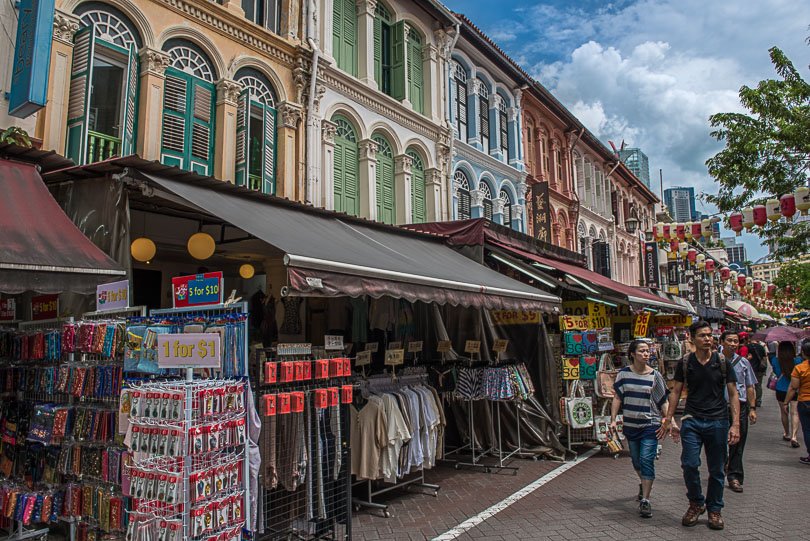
[{"xmin": 158, "ymin": 333, "xmax": 221, "ymax": 368}]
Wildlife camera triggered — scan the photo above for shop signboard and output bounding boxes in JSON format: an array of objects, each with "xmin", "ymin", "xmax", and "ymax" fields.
[
  {"xmin": 559, "ymin": 315, "xmax": 589, "ymax": 331},
  {"xmin": 157, "ymin": 333, "xmax": 221, "ymax": 368},
  {"xmin": 530, "ymin": 182, "xmax": 552, "ymax": 243},
  {"xmin": 579, "ymin": 356, "xmax": 597, "ymax": 380},
  {"xmin": 96, "ymin": 279, "xmax": 129, "ymax": 312},
  {"xmin": 172, "ymin": 272, "xmax": 223, "ymax": 308},
  {"xmin": 667, "ymin": 260, "xmax": 680, "ymax": 295},
  {"xmin": 31, "ymin": 294, "xmax": 58, "ymax": 320},
  {"xmin": 653, "ymin": 314, "xmax": 692, "ymax": 327},
  {"xmin": 563, "ymin": 331, "xmax": 598, "ymax": 355},
  {"xmin": 633, "ymin": 312, "xmax": 651, "ymax": 338},
  {"xmin": 491, "ymin": 310, "xmax": 541, "ymax": 325},
  {"xmin": 561, "ymin": 357, "xmax": 580, "ymax": 380},
  {"xmin": 643, "ymin": 242, "xmax": 660, "ymax": 288},
  {"xmin": 588, "ymin": 303, "xmax": 610, "ymax": 328},
  {"xmin": 0, "ymin": 299, "xmax": 16, "ymax": 321},
  {"xmin": 8, "ymin": 0, "xmax": 54, "ymax": 117}
]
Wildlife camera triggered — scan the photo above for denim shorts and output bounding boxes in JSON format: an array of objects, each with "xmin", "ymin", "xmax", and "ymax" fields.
[{"xmin": 627, "ymin": 435, "xmax": 658, "ymax": 480}]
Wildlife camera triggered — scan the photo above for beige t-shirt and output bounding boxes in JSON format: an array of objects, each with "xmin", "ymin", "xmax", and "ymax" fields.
[
  {"xmin": 350, "ymin": 396, "xmax": 387, "ymax": 480},
  {"xmin": 380, "ymin": 393, "xmax": 412, "ymax": 483}
]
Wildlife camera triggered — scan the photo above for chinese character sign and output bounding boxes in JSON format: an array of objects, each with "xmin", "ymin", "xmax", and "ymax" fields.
[{"xmin": 531, "ymin": 182, "xmax": 551, "ymax": 243}]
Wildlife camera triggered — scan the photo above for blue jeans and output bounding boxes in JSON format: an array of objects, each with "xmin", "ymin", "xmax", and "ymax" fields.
[
  {"xmin": 680, "ymin": 417, "xmax": 729, "ymax": 512},
  {"xmin": 628, "ymin": 435, "xmax": 658, "ymax": 480}
]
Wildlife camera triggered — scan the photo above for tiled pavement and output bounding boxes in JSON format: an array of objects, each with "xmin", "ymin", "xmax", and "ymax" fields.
[{"xmin": 352, "ymin": 389, "xmax": 808, "ymax": 540}]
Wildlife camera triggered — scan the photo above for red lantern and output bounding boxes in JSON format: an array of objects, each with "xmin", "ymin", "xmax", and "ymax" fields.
[
  {"xmin": 780, "ymin": 193, "xmax": 796, "ymax": 218},
  {"xmin": 676, "ymin": 223, "xmax": 686, "ymax": 240},
  {"xmin": 737, "ymin": 274, "xmax": 747, "ymax": 289},
  {"xmin": 753, "ymin": 280, "xmax": 763, "ymax": 294},
  {"xmin": 729, "ymin": 212, "xmax": 744, "ymax": 236},
  {"xmin": 753, "ymin": 205, "xmax": 767, "ymax": 226},
  {"xmin": 767, "ymin": 283, "xmax": 777, "ymax": 297},
  {"xmin": 720, "ymin": 267, "xmax": 731, "ymax": 281},
  {"xmin": 690, "ymin": 222, "xmax": 702, "ymax": 239},
  {"xmin": 705, "ymin": 259, "xmax": 716, "ymax": 272},
  {"xmin": 662, "ymin": 224, "xmax": 671, "ymax": 240},
  {"xmin": 687, "ymin": 248, "xmax": 697, "ymax": 263}
]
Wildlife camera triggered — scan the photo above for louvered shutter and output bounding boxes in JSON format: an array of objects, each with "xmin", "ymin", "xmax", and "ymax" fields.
[
  {"xmin": 484, "ymin": 199, "xmax": 493, "ymax": 220},
  {"xmin": 503, "ymin": 203, "xmax": 512, "ymax": 226},
  {"xmin": 120, "ymin": 43, "xmax": 139, "ymax": 156},
  {"xmin": 456, "ymin": 80, "xmax": 467, "ymax": 139},
  {"xmin": 575, "ymin": 157, "xmax": 585, "ymax": 196},
  {"xmin": 263, "ymin": 105, "xmax": 276, "ymax": 194},
  {"xmin": 190, "ymin": 80, "xmax": 215, "ymax": 175},
  {"xmin": 407, "ymin": 36, "xmax": 422, "ymax": 113},
  {"xmin": 332, "ymin": 0, "xmax": 342, "ymax": 69},
  {"xmin": 342, "ymin": 0, "xmax": 356, "ymax": 75},
  {"xmin": 334, "ymin": 139, "xmax": 345, "ymax": 213},
  {"xmin": 161, "ymin": 69, "xmax": 188, "ymax": 169},
  {"xmin": 373, "ymin": 16, "xmax": 382, "ymax": 86},
  {"xmin": 235, "ymin": 89, "xmax": 250, "ymax": 187},
  {"xmin": 390, "ymin": 21, "xmax": 406, "ymax": 100},
  {"xmin": 66, "ymin": 25, "xmax": 96, "ymax": 165},
  {"xmin": 382, "ymin": 158, "xmax": 394, "ymax": 224},
  {"xmin": 499, "ymin": 110, "xmax": 508, "ymax": 158},
  {"xmin": 410, "ymin": 159, "xmax": 426, "ymax": 224},
  {"xmin": 344, "ymin": 140, "xmax": 359, "ymax": 215},
  {"xmin": 458, "ymin": 189, "xmax": 471, "ymax": 220},
  {"xmin": 479, "ymin": 96, "xmax": 489, "ymax": 151}
]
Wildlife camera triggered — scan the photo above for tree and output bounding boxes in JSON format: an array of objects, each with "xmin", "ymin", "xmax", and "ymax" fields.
[
  {"xmin": 705, "ymin": 45, "xmax": 810, "ymax": 261},
  {"xmin": 773, "ymin": 260, "xmax": 810, "ymax": 309}
]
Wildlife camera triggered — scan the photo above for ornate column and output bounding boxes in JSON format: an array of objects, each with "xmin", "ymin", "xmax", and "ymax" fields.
[
  {"xmin": 512, "ymin": 204, "xmax": 525, "ymax": 233},
  {"xmin": 358, "ymin": 138, "xmax": 379, "ymax": 220},
  {"xmin": 489, "ymin": 93, "xmax": 504, "ymax": 161},
  {"xmin": 135, "ymin": 48, "xmax": 171, "ymax": 161},
  {"xmin": 466, "ymin": 78, "xmax": 482, "ymax": 149},
  {"xmin": 356, "ymin": 0, "xmax": 377, "ymax": 88},
  {"xmin": 508, "ymin": 106, "xmax": 523, "ymax": 170},
  {"xmin": 276, "ymin": 102, "xmax": 303, "ymax": 199},
  {"xmin": 512, "ymin": 87, "xmax": 524, "ymax": 165},
  {"xmin": 422, "ymin": 44, "xmax": 440, "ymax": 122},
  {"xmin": 321, "ymin": 120, "xmax": 337, "ymax": 210},
  {"xmin": 394, "ymin": 153, "xmax": 413, "ymax": 224},
  {"xmin": 470, "ymin": 188, "xmax": 485, "ymax": 219},
  {"xmin": 492, "ymin": 196, "xmax": 505, "ymax": 225},
  {"xmin": 214, "ymin": 78, "xmax": 242, "ymax": 182},
  {"xmin": 35, "ymin": 10, "xmax": 80, "ymax": 153},
  {"xmin": 425, "ymin": 167, "xmax": 442, "ymax": 222}
]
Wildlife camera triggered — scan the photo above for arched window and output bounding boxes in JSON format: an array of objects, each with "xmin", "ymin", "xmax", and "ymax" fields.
[
  {"xmin": 408, "ymin": 150, "xmax": 426, "ymax": 223},
  {"xmin": 477, "ymin": 80, "xmax": 489, "ymax": 152},
  {"xmin": 406, "ymin": 28, "xmax": 423, "ymax": 114},
  {"xmin": 332, "ymin": 0, "xmax": 356, "ymax": 75},
  {"xmin": 455, "ymin": 170, "xmax": 471, "ymax": 220},
  {"xmin": 160, "ymin": 40, "xmax": 216, "ymax": 175},
  {"xmin": 66, "ymin": 6, "xmax": 142, "ymax": 164},
  {"xmin": 554, "ymin": 140, "xmax": 564, "ymax": 191},
  {"xmin": 480, "ymin": 182, "xmax": 493, "ymax": 220},
  {"xmin": 333, "ymin": 116, "xmax": 360, "ymax": 215},
  {"xmin": 500, "ymin": 189, "xmax": 513, "ymax": 227},
  {"xmin": 242, "ymin": 0, "xmax": 281, "ymax": 34},
  {"xmin": 525, "ymin": 117, "xmax": 535, "ymax": 174},
  {"xmin": 373, "ymin": 3, "xmax": 392, "ymax": 94},
  {"xmin": 498, "ymin": 96, "xmax": 509, "ymax": 161},
  {"xmin": 235, "ymin": 68, "xmax": 277, "ymax": 193},
  {"xmin": 372, "ymin": 134, "xmax": 395, "ymax": 224},
  {"xmin": 452, "ymin": 61, "xmax": 467, "ymax": 140}
]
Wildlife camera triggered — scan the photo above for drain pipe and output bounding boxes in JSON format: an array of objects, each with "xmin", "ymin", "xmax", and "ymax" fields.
[
  {"xmin": 443, "ymin": 23, "xmax": 460, "ymax": 221},
  {"xmin": 305, "ymin": 0, "xmax": 321, "ymax": 206}
]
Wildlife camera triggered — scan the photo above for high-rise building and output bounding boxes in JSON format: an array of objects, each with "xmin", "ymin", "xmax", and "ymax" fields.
[
  {"xmin": 722, "ymin": 237, "xmax": 749, "ymax": 269},
  {"xmin": 618, "ymin": 148, "xmax": 650, "ymax": 188},
  {"xmin": 663, "ymin": 187, "xmax": 700, "ymax": 222}
]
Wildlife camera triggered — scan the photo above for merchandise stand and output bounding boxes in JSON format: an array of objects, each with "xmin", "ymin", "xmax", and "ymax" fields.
[
  {"xmin": 491, "ymin": 400, "xmax": 522, "ymax": 473},
  {"xmin": 351, "ymin": 372, "xmax": 439, "ymax": 518},
  {"xmin": 448, "ymin": 397, "xmax": 492, "ymax": 473}
]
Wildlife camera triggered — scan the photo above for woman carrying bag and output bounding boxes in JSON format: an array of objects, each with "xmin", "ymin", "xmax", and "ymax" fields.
[
  {"xmin": 784, "ymin": 340, "xmax": 810, "ymax": 464},
  {"xmin": 610, "ymin": 340, "xmax": 670, "ymax": 519}
]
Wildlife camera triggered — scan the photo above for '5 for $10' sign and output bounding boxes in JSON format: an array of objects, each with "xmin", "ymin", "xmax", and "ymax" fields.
[{"xmin": 158, "ymin": 333, "xmax": 221, "ymax": 368}]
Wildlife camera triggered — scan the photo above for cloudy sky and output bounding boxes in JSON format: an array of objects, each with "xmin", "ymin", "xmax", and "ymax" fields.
[{"xmin": 443, "ymin": 0, "xmax": 808, "ymax": 261}]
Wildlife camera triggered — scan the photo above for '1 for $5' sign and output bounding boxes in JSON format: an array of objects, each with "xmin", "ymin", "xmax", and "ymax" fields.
[{"xmin": 158, "ymin": 333, "xmax": 221, "ymax": 368}]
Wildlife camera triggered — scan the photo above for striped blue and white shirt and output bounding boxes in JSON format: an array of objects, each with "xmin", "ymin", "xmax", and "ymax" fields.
[{"xmin": 613, "ymin": 367, "xmax": 669, "ymax": 437}]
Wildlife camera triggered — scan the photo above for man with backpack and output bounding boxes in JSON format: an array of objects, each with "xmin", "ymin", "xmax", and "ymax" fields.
[
  {"xmin": 744, "ymin": 335, "xmax": 767, "ymax": 408},
  {"xmin": 666, "ymin": 320, "xmax": 740, "ymax": 531}
]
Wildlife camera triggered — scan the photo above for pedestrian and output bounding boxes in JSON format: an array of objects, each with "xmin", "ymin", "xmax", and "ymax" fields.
[
  {"xmin": 719, "ymin": 331, "xmax": 757, "ymax": 493},
  {"xmin": 610, "ymin": 340, "xmax": 669, "ymax": 518},
  {"xmin": 783, "ymin": 340, "xmax": 810, "ymax": 464},
  {"xmin": 667, "ymin": 320, "xmax": 739, "ymax": 531},
  {"xmin": 771, "ymin": 341, "xmax": 801, "ymax": 447},
  {"xmin": 746, "ymin": 338, "xmax": 767, "ymax": 408},
  {"xmin": 737, "ymin": 331, "xmax": 749, "ymax": 361}
]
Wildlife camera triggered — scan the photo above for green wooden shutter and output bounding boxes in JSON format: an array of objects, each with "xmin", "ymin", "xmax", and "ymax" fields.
[
  {"xmin": 120, "ymin": 43, "xmax": 139, "ymax": 156},
  {"xmin": 373, "ymin": 15, "xmax": 382, "ymax": 85},
  {"xmin": 332, "ymin": 0, "xmax": 342, "ymax": 69},
  {"xmin": 161, "ymin": 69, "xmax": 215, "ymax": 175},
  {"xmin": 341, "ymin": 0, "xmax": 356, "ymax": 75},
  {"xmin": 344, "ymin": 141, "xmax": 359, "ymax": 216},
  {"xmin": 409, "ymin": 152, "xmax": 426, "ymax": 223},
  {"xmin": 407, "ymin": 34, "xmax": 422, "ymax": 113},
  {"xmin": 189, "ymin": 79, "xmax": 215, "ymax": 175},
  {"xmin": 235, "ymin": 89, "xmax": 250, "ymax": 187},
  {"xmin": 161, "ymin": 69, "xmax": 188, "ymax": 169},
  {"xmin": 334, "ymin": 139, "xmax": 345, "ymax": 213},
  {"xmin": 263, "ymin": 105, "xmax": 276, "ymax": 194},
  {"xmin": 372, "ymin": 136, "xmax": 394, "ymax": 224},
  {"xmin": 390, "ymin": 21, "xmax": 406, "ymax": 100},
  {"xmin": 66, "ymin": 25, "xmax": 96, "ymax": 165}
]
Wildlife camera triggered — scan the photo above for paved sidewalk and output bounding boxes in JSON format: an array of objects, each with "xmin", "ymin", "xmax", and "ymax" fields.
[{"xmin": 352, "ymin": 389, "xmax": 808, "ymax": 540}]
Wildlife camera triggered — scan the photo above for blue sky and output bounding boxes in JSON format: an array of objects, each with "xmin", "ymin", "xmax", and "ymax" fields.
[{"xmin": 443, "ymin": 0, "xmax": 809, "ymax": 262}]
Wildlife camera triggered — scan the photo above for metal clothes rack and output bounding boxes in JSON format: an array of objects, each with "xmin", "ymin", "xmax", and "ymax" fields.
[{"xmin": 351, "ymin": 371, "xmax": 439, "ymax": 518}]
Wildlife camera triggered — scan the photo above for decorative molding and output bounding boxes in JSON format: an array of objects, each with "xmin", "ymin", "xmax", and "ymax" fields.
[
  {"xmin": 358, "ymin": 139, "xmax": 379, "ymax": 160},
  {"xmin": 395, "ymin": 154, "xmax": 413, "ymax": 174},
  {"xmin": 322, "ymin": 120, "xmax": 337, "ymax": 144},
  {"xmin": 139, "ymin": 48, "xmax": 172, "ymax": 77},
  {"xmin": 507, "ymin": 106, "xmax": 519, "ymax": 122},
  {"xmin": 434, "ymin": 28, "xmax": 455, "ymax": 61},
  {"xmin": 293, "ymin": 55, "xmax": 308, "ymax": 104},
  {"xmin": 423, "ymin": 44, "xmax": 438, "ymax": 63},
  {"xmin": 425, "ymin": 168, "xmax": 442, "ymax": 186},
  {"xmin": 278, "ymin": 102, "xmax": 303, "ymax": 128},
  {"xmin": 356, "ymin": 0, "xmax": 377, "ymax": 16},
  {"xmin": 216, "ymin": 78, "xmax": 243, "ymax": 105},
  {"xmin": 513, "ymin": 87, "xmax": 523, "ymax": 104},
  {"xmin": 516, "ymin": 180, "xmax": 528, "ymax": 200},
  {"xmin": 493, "ymin": 197, "xmax": 505, "ymax": 215},
  {"xmin": 53, "ymin": 11, "xmax": 81, "ymax": 44},
  {"xmin": 512, "ymin": 204, "xmax": 524, "ymax": 218},
  {"xmin": 467, "ymin": 78, "xmax": 483, "ymax": 95},
  {"xmin": 470, "ymin": 189, "xmax": 485, "ymax": 207}
]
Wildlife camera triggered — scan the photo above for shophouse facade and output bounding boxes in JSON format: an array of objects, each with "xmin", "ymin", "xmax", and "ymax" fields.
[{"xmin": 446, "ymin": 16, "xmax": 528, "ymax": 232}]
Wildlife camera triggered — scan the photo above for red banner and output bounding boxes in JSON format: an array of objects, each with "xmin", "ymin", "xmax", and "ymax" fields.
[
  {"xmin": 0, "ymin": 299, "xmax": 16, "ymax": 321},
  {"xmin": 171, "ymin": 272, "xmax": 223, "ymax": 308},
  {"xmin": 31, "ymin": 294, "xmax": 58, "ymax": 320}
]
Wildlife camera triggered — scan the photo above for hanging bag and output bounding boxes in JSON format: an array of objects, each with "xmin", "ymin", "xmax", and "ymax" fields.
[
  {"xmin": 595, "ymin": 353, "xmax": 619, "ymax": 399},
  {"xmin": 766, "ymin": 373, "xmax": 778, "ymax": 391},
  {"xmin": 565, "ymin": 381, "xmax": 594, "ymax": 429},
  {"xmin": 594, "ymin": 400, "xmax": 624, "ymax": 442}
]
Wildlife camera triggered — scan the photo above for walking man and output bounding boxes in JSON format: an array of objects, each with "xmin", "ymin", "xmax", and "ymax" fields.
[
  {"xmin": 667, "ymin": 320, "xmax": 740, "ymax": 531},
  {"xmin": 746, "ymin": 337, "xmax": 767, "ymax": 408},
  {"xmin": 720, "ymin": 331, "xmax": 757, "ymax": 493}
]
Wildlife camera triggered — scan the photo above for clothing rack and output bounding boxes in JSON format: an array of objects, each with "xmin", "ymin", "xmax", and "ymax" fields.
[{"xmin": 351, "ymin": 371, "xmax": 440, "ymax": 518}]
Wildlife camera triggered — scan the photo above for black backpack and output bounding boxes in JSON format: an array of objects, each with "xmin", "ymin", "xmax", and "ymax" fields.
[
  {"xmin": 748, "ymin": 343, "xmax": 766, "ymax": 373},
  {"xmin": 682, "ymin": 352, "xmax": 727, "ymax": 390}
]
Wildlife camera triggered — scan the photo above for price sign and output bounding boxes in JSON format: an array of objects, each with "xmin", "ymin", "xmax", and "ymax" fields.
[
  {"xmin": 0, "ymin": 299, "xmax": 16, "ymax": 322},
  {"xmin": 324, "ymin": 335, "xmax": 344, "ymax": 351},
  {"xmin": 172, "ymin": 272, "xmax": 223, "ymax": 308},
  {"xmin": 388, "ymin": 341, "xmax": 402, "ymax": 350},
  {"xmin": 384, "ymin": 349, "xmax": 405, "ymax": 366},
  {"xmin": 579, "ymin": 356, "xmax": 597, "ymax": 380},
  {"xmin": 464, "ymin": 340, "xmax": 481, "ymax": 354},
  {"xmin": 408, "ymin": 341, "xmax": 423, "ymax": 353},
  {"xmin": 559, "ymin": 315, "xmax": 589, "ymax": 331},
  {"xmin": 96, "ymin": 279, "xmax": 129, "ymax": 312},
  {"xmin": 31, "ymin": 294, "xmax": 58, "ymax": 320},
  {"xmin": 634, "ymin": 312, "xmax": 651, "ymax": 338},
  {"xmin": 157, "ymin": 333, "xmax": 221, "ymax": 368},
  {"xmin": 562, "ymin": 357, "xmax": 580, "ymax": 380},
  {"xmin": 492, "ymin": 339, "xmax": 509, "ymax": 353},
  {"xmin": 588, "ymin": 302, "xmax": 610, "ymax": 329},
  {"xmin": 365, "ymin": 342, "xmax": 379, "ymax": 353},
  {"xmin": 653, "ymin": 314, "xmax": 692, "ymax": 327},
  {"xmin": 491, "ymin": 310, "xmax": 541, "ymax": 325},
  {"xmin": 356, "ymin": 350, "xmax": 372, "ymax": 367},
  {"xmin": 437, "ymin": 341, "xmax": 452, "ymax": 353}
]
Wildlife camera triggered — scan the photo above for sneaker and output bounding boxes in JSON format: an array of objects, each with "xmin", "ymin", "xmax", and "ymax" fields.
[
  {"xmin": 682, "ymin": 502, "xmax": 705, "ymax": 527},
  {"xmin": 637, "ymin": 483, "xmax": 643, "ymax": 501},
  {"xmin": 708, "ymin": 511, "xmax": 724, "ymax": 530},
  {"xmin": 800, "ymin": 456, "xmax": 810, "ymax": 465},
  {"xmin": 639, "ymin": 499, "xmax": 652, "ymax": 518}
]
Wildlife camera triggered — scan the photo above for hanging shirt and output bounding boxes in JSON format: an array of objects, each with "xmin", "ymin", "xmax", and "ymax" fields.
[
  {"xmin": 350, "ymin": 397, "xmax": 387, "ymax": 480},
  {"xmin": 379, "ymin": 393, "xmax": 411, "ymax": 483}
]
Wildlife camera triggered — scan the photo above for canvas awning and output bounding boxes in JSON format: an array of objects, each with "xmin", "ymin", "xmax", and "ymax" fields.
[
  {"xmin": 141, "ymin": 174, "xmax": 561, "ymax": 312},
  {"xmin": 0, "ymin": 160, "xmax": 125, "ymax": 294}
]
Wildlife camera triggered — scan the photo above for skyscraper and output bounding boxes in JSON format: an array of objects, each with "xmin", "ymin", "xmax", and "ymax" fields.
[
  {"xmin": 618, "ymin": 148, "xmax": 650, "ymax": 188},
  {"xmin": 722, "ymin": 236, "xmax": 749, "ymax": 269},
  {"xmin": 663, "ymin": 187, "xmax": 700, "ymax": 222}
]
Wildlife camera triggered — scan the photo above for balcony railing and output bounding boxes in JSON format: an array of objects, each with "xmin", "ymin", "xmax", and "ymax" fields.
[
  {"xmin": 87, "ymin": 131, "xmax": 121, "ymax": 164},
  {"xmin": 248, "ymin": 174, "xmax": 262, "ymax": 192}
]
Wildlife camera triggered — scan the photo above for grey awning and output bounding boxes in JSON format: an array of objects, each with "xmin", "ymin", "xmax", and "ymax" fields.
[{"xmin": 142, "ymin": 174, "xmax": 561, "ymax": 312}]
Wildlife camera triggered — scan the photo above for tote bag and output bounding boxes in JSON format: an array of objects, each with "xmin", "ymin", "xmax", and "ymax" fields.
[
  {"xmin": 565, "ymin": 381, "xmax": 594, "ymax": 429},
  {"xmin": 595, "ymin": 353, "xmax": 619, "ymax": 399},
  {"xmin": 594, "ymin": 401, "xmax": 624, "ymax": 442}
]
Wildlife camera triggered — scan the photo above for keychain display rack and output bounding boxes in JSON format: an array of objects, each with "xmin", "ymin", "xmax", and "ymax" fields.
[{"xmin": 257, "ymin": 344, "xmax": 352, "ymax": 540}]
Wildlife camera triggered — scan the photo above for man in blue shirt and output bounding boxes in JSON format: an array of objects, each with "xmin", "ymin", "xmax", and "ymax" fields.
[{"xmin": 720, "ymin": 331, "xmax": 757, "ymax": 494}]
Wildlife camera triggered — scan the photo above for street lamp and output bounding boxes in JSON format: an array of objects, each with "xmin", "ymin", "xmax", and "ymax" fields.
[{"xmin": 625, "ymin": 214, "xmax": 640, "ymax": 234}]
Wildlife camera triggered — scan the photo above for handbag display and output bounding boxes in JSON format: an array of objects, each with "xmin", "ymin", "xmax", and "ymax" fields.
[
  {"xmin": 565, "ymin": 381, "xmax": 594, "ymax": 429},
  {"xmin": 767, "ymin": 373, "xmax": 778, "ymax": 391},
  {"xmin": 595, "ymin": 353, "xmax": 619, "ymax": 399},
  {"xmin": 594, "ymin": 401, "xmax": 624, "ymax": 443}
]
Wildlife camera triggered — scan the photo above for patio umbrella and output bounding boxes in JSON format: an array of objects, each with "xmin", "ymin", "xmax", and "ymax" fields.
[
  {"xmin": 726, "ymin": 299, "xmax": 760, "ymax": 320},
  {"xmin": 751, "ymin": 326, "xmax": 810, "ymax": 343}
]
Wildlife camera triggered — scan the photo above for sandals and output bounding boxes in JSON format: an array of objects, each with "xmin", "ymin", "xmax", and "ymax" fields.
[
  {"xmin": 791, "ymin": 439, "xmax": 800, "ymax": 448},
  {"xmin": 783, "ymin": 435, "xmax": 791, "ymax": 441}
]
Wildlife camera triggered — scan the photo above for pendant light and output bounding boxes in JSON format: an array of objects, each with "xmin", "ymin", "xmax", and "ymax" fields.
[{"xmin": 188, "ymin": 231, "xmax": 216, "ymax": 260}]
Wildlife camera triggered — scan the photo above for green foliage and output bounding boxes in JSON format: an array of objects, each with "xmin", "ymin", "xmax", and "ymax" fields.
[
  {"xmin": 705, "ymin": 46, "xmax": 810, "ymax": 261},
  {"xmin": 773, "ymin": 260, "xmax": 810, "ymax": 308},
  {"xmin": 0, "ymin": 126, "xmax": 32, "ymax": 147}
]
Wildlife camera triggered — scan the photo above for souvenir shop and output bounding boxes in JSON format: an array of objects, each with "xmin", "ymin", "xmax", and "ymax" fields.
[{"xmin": 37, "ymin": 160, "xmax": 568, "ymax": 537}]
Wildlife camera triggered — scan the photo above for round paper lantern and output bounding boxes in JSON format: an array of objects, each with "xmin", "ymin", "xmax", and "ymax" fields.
[
  {"xmin": 675, "ymin": 223, "xmax": 685, "ymax": 241},
  {"xmin": 684, "ymin": 221, "xmax": 694, "ymax": 240},
  {"xmin": 239, "ymin": 263, "xmax": 255, "ymax": 279},
  {"xmin": 729, "ymin": 212, "xmax": 744, "ymax": 236},
  {"xmin": 780, "ymin": 193, "xmax": 796, "ymax": 218},
  {"xmin": 131, "ymin": 237, "xmax": 156, "ymax": 262},
  {"xmin": 742, "ymin": 207, "xmax": 754, "ymax": 230},
  {"xmin": 705, "ymin": 259, "xmax": 716, "ymax": 272},
  {"xmin": 737, "ymin": 274, "xmax": 747, "ymax": 289},
  {"xmin": 187, "ymin": 232, "xmax": 216, "ymax": 260},
  {"xmin": 655, "ymin": 222, "xmax": 665, "ymax": 241},
  {"xmin": 752, "ymin": 205, "xmax": 767, "ymax": 227},
  {"xmin": 687, "ymin": 248, "xmax": 697, "ymax": 264},
  {"xmin": 701, "ymin": 218, "xmax": 712, "ymax": 239},
  {"xmin": 678, "ymin": 242, "xmax": 688, "ymax": 259},
  {"xmin": 753, "ymin": 280, "xmax": 763, "ymax": 294},
  {"xmin": 767, "ymin": 283, "xmax": 777, "ymax": 297},
  {"xmin": 696, "ymin": 253, "xmax": 706, "ymax": 269},
  {"xmin": 766, "ymin": 199, "xmax": 781, "ymax": 222},
  {"xmin": 745, "ymin": 276, "xmax": 754, "ymax": 291},
  {"xmin": 796, "ymin": 187, "xmax": 810, "ymax": 216},
  {"xmin": 720, "ymin": 267, "xmax": 731, "ymax": 281},
  {"xmin": 670, "ymin": 239, "xmax": 679, "ymax": 253},
  {"xmin": 690, "ymin": 222, "xmax": 702, "ymax": 239}
]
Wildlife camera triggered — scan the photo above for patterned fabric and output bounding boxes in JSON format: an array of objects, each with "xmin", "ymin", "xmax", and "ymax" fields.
[{"xmin": 453, "ymin": 364, "xmax": 535, "ymax": 401}]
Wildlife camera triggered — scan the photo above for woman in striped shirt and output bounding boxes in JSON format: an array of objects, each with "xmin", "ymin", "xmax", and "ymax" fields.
[{"xmin": 610, "ymin": 339, "xmax": 670, "ymax": 519}]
